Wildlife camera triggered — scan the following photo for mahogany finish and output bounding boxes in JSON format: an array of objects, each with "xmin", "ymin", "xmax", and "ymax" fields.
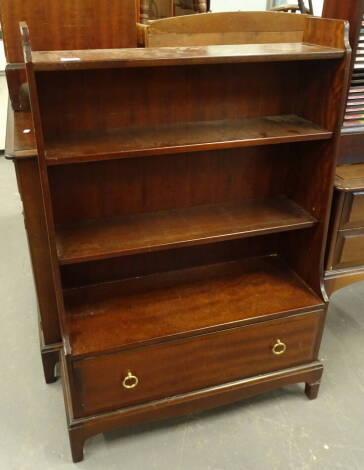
[
  {"xmin": 44, "ymin": 115, "xmax": 332, "ymax": 165},
  {"xmin": 5, "ymin": 107, "xmax": 61, "ymax": 383},
  {"xmin": 63, "ymin": 356, "xmax": 324, "ymax": 462},
  {"xmin": 323, "ymin": 0, "xmax": 364, "ymax": 295},
  {"xmin": 31, "ymin": 43, "xmax": 345, "ymax": 71},
  {"xmin": 0, "ymin": 0, "xmax": 137, "ymax": 64},
  {"xmin": 56, "ymin": 198, "xmax": 316, "ymax": 264},
  {"xmin": 71, "ymin": 310, "xmax": 324, "ymax": 417},
  {"xmin": 1, "ymin": 0, "xmax": 140, "ymax": 382},
  {"xmin": 5, "ymin": 64, "xmax": 29, "ymax": 112},
  {"xmin": 5, "ymin": 106, "xmax": 36, "ymax": 158},
  {"xmin": 60, "ymin": 235, "xmax": 281, "ymax": 289},
  {"xmin": 64, "ymin": 256, "xmax": 323, "ymax": 357},
  {"xmin": 16, "ymin": 12, "xmax": 350, "ymax": 461},
  {"xmin": 323, "ymin": 0, "xmax": 364, "ymax": 65},
  {"xmin": 341, "ymin": 191, "xmax": 364, "ymax": 226},
  {"xmin": 0, "ymin": 0, "xmax": 138, "ymax": 111},
  {"xmin": 334, "ymin": 228, "xmax": 364, "ymax": 267}
]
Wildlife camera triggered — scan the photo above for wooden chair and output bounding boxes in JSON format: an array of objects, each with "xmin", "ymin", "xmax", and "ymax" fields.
[
  {"xmin": 140, "ymin": 0, "xmax": 208, "ymax": 23},
  {"xmin": 270, "ymin": 0, "xmax": 313, "ymax": 14}
]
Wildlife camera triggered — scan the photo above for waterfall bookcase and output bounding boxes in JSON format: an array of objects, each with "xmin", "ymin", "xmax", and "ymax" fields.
[{"xmin": 19, "ymin": 12, "xmax": 349, "ymax": 462}]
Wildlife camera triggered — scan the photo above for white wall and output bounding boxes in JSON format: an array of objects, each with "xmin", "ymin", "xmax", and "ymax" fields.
[
  {"xmin": 211, "ymin": 0, "xmax": 324, "ymax": 16},
  {"xmin": 212, "ymin": 0, "xmax": 267, "ymax": 12}
]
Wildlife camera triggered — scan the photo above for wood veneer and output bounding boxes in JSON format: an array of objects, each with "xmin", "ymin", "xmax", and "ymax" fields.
[
  {"xmin": 44, "ymin": 115, "xmax": 332, "ymax": 165},
  {"xmin": 0, "ymin": 0, "xmax": 138, "ymax": 63},
  {"xmin": 323, "ymin": 0, "xmax": 364, "ymax": 295},
  {"xmin": 18, "ymin": 12, "xmax": 350, "ymax": 461},
  {"xmin": 56, "ymin": 198, "xmax": 316, "ymax": 264},
  {"xmin": 31, "ymin": 43, "xmax": 345, "ymax": 71},
  {"xmin": 1, "ymin": 0, "xmax": 140, "ymax": 383},
  {"xmin": 72, "ymin": 309, "xmax": 324, "ymax": 417},
  {"xmin": 5, "ymin": 106, "xmax": 61, "ymax": 383},
  {"xmin": 64, "ymin": 256, "xmax": 323, "ymax": 357}
]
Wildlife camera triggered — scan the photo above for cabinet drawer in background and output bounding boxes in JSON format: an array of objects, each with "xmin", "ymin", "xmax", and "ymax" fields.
[
  {"xmin": 71, "ymin": 310, "xmax": 325, "ymax": 418},
  {"xmin": 334, "ymin": 228, "xmax": 364, "ymax": 268},
  {"xmin": 341, "ymin": 192, "xmax": 364, "ymax": 229}
]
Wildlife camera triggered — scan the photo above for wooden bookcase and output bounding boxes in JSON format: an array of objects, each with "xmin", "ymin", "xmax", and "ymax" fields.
[{"xmin": 20, "ymin": 12, "xmax": 349, "ymax": 462}]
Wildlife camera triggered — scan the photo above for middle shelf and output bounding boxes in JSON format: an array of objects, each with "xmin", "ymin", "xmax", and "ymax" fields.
[
  {"xmin": 45, "ymin": 114, "xmax": 332, "ymax": 165},
  {"xmin": 56, "ymin": 196, "xmax": 317, "ymax": 264}
]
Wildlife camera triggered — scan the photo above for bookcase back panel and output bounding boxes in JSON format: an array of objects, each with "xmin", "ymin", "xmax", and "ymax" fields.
[
  {"xmin": 37, "ymin": 62, "xmax": 301, "ymax": 137},
  {"xmin": 36, "ymin": 60, "xmax": 342, "ymax": 143},
  {"xmin": 49, "ymin": 146, "xmax": 292, "ymax": 225},
  {"xmin": 61, "ymin": 235, "xmax": 280, "ymax": 288}
]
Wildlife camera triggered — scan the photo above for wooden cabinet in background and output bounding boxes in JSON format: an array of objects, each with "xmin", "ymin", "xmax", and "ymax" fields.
[
  {"xmin": 323, "ymin": 0, "xmax": 364, "ymax": 295},
  {"xmin": 325, "ymin": 164, "xmax": 364, "ymax": 292}
]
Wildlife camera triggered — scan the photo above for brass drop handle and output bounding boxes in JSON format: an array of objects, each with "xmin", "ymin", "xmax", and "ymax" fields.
[
  {"xmin": 272, "ymin": 339, "xmax": 287, "ymax": 355},
  {"xmin": 122, "ymin": 371, "xmax": 139, "ymax": 389}
]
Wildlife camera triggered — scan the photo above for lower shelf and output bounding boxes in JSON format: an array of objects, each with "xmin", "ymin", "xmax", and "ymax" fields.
[{"xmin": 64, "ymin": 255, "xmax": 324, "ymax": 358}]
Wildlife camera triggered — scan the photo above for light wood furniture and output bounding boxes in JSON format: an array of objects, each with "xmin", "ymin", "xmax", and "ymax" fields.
[
  {"xmin": 1, "ymin": 0, "xmax": 138, "ymax": 383},
  {"xmin": 140, "ymin": 0, "xmax": 208, "ymax": 24},
  {"xmin": 138, "ymin": 11, "xmax": 315, "ymax": 47},
  {"xmin": 270, "ymin": 0, "xmax": 313, "ymax": 14},
  {"xmin": 323, "ymin": 0, "xmax": 364, "ymax": 295},
  {"xmin": 19, "ymin": 12, "xmax": 350, "ymax": 461}
]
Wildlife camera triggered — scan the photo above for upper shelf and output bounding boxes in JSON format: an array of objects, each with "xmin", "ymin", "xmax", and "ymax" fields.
[
  {"xmin": 31, "ymin": 43, "xmax": 345, "ymax": 71},
  {"xmin": 45, "ymin": 115, "xmax": 332, "ymax": 165}
]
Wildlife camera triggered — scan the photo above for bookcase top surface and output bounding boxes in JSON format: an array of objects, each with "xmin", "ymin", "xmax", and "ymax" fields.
[
  {"xmin": 30, "ymin": 42, "xmax": 345, "ymax": 71},
  {"xmin": 5, "ymin": 106, "xmax": 37, "ymax": 160}
]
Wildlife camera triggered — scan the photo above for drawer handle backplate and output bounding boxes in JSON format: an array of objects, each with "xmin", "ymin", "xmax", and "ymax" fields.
[
  {"xmin": 272, "ymin": 339, "xmax": 287, "ymax": 355},
  {"xmin": 122, "ymin": 371, "xmax": 139, "ymax": 389}
]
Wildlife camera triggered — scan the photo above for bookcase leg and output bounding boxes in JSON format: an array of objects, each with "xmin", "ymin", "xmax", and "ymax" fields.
[
  {"xmin": 41, "ymin": 349, "xmax": 59, "ymax": 384},
  {"xmin": 305, "ymin": 380, "xmax": 321, "ymax": 400},
  {"xmin": 69, "ymin": 429, "xmax": 85, "ymax": 463}
]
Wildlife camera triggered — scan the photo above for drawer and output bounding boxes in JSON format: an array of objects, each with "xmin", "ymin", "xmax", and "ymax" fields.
[
  {"xmin": 334, "ymin": 228, "xmax": 364, "ymax": 268},
  {"xmin": 72, "ymin": 310, "xmax": 324, "ymax": 418},
  {"xmin": 341, "ymin": 192, "xmax": 364, "ymax": 229}
]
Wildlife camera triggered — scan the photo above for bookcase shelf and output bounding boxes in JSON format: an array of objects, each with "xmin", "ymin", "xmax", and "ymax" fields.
[
  {"xmin": 56, "ymin": 196, "xmax": 316, "ymax": 264},
  {"xmin": 45, "ymin": 115, "xmax": 332, "ymax": 165},
  {"xmin": 64, "ymin": 255, "xmax": 323, "ymax": 357}
]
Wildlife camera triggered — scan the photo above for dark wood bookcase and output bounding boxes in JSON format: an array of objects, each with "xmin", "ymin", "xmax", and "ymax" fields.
[{"xmin": 19, "ymin": 12, "xmax": 349, "ymax": 461}]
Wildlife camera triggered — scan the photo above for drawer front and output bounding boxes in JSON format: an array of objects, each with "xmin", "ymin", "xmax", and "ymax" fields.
[
  {"xmin": 341, "ymin": 192, "xmax": 364, "ymax": 229},
  {"xmin": 334, "ymin": 228, "xmax": 364, "ymax": 268},
  {"xmin": 72, "ymin": 310, "xmax": 324, "ymax": 417}
]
